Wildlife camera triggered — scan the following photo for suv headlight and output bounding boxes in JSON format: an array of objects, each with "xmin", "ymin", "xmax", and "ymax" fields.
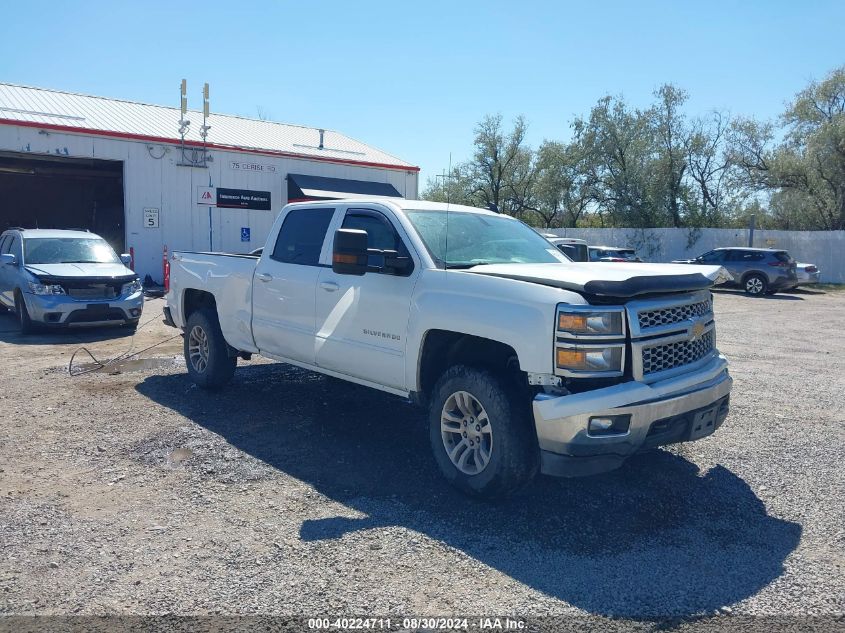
[
  {"xmin": 28, "ymin": 281, "xmax": 66, "ymax": 296},
  {"xmin": 122, "ymin": 279, "xmax": 143, "ymax": 295},
  {"xmin": 555, "ymin": 306, "xmax": 626, "ymax": 377}
]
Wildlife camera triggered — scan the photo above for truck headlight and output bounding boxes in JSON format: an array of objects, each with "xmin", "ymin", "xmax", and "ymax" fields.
[
  {"xmin": 556, "ymin": 345, "xmax": 624, "ymax": 374},
  {"xmin": 122, "ymin": 279, "xmax": 143, "ymax": 295},
  {"xmin": 28, "ymin": 281, "xmax": 66, "ymax": 296},
  {"xmin": 557, "ymin": 308, "xmax": 624, "ymax": 338}
]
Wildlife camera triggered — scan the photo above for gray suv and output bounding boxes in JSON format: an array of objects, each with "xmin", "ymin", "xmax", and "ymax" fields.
[
  {"xmin": 0, "ymin": 228, "xmax": 144, "ymax": 333},
  {"xmin": 675, "ymin": 247, "xmax": 798, "ymax": 295}
]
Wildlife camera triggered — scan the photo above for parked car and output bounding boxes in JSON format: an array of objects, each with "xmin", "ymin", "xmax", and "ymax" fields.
[
  {"xmin": 794, "ymin": 262, "xmax": 821, "ymax": 286},
  {"xmin": 165, "ymin": 198, "xmax": 732, "ymax": 498},
  {"xmin": 0, "ymin": 228, "xmax": 143, "ymax": 333},
  {"xmin": 673, "ymin": 247, "xmax": 798, "ymax": 295},
  {"xmin": 546, "ymin": 237, "xmax": 589, "ymax": 262},
  {"xmin": 589, "ymin": 246, "xmax": 642, "ymax": 262}
]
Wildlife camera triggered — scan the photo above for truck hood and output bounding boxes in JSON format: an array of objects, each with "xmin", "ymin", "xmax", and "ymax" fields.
[
  {"xmin": 25, "ymin": 262, "xmax": 137, "ymax": 281},
  {"xmin": 465, "ymin": 262, "xmax": 727, "ymax": 298}
]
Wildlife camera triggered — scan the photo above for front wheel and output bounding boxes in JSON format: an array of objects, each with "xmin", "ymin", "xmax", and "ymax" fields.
[
  {"xmin": 743, "ymin": 273, "xmax": 767, "ymax": 296},
  {"xmin": 15, "ymin": 292, "xmax": 37, "ymax": 334},
  {"xmin": 429, "ymin": 365, "xmax": 538, "ymax": 499},
  {"xmin": 184, "ymin": 309, "xmax": 236, "ymax": 390}
]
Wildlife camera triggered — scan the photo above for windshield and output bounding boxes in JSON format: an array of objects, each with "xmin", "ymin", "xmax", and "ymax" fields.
[
  {"xmin": 405, "ymin": 210, "xmax": 568, "ymax": 268},
  {"xmin": 24, "ymin": 238, "xmax": 121, "ymax": 265}
]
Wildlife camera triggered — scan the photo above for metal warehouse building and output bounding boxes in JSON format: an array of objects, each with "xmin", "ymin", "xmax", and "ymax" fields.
[{"xmin": 0, "ymin": 83, "xmax": 419, "ymax": 282}]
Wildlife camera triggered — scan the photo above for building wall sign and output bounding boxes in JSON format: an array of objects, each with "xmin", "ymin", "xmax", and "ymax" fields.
[
  {"xmin": 216, "ymin": 188, "xmax": 271, "ymax": 210},
  {"xmin": 143, "ymin": 207, "xmax": 160, "ymax": 228},
  {"xmin": 196, "ymin": 186, "xmax": 216, "ymax": 205},
  {"xmin": 230, "ymin": 161, "xmax": 276, "ymax": 173}
]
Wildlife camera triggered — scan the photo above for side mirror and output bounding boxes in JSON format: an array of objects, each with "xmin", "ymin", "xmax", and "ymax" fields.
[
  {"xmin": 382, "ymin": 249, "xmax": 412, "ymax": 274},
  {"xmin": 120, "ymin": 253, "xmax": 132, "ymax": 267},
  {"xmin": 332, "ymin": 228, "xmax": 368, "ymax": 276},
  {"xmin": 0, "ymin": 253, "xmax": 17, "ymax": 266}
]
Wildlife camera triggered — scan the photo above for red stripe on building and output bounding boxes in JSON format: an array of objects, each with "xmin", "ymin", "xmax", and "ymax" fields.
[{"xmin": 0, "ymin": 118, "xmax": 420, "ymax": 173}]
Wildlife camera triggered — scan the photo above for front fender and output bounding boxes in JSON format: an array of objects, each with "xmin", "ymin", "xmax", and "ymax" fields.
[{"xmin": 405, "ymin": 269, "xmax": 586, "ymax": 390}]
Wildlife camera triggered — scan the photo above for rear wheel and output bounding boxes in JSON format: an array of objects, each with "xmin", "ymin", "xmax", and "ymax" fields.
[
  {"xmin": 429, "ymin": 365, "xmax": 538, "ymax": 499},
  {"xmin": 743, "ymin": 273, "xmax": 767, "ymax": 296},
  {"xmin": 184, "ymin": 309, "xmax": 236, "ymax": 390},
  {"xmin": 14, "ymin": 291, "xmax": 37, "ymax": 334}
]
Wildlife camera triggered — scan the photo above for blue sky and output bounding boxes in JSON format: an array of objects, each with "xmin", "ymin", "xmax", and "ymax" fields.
[{"xmin": 3, "ymin": 1, "xmax": 843, "ymax": 186}]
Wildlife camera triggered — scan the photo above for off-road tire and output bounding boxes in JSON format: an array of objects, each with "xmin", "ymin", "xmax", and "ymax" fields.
[
  {"xmin": 14, "ymin": 291, "xmax": 37, "ymax": 335},
  {"xmin": 184, "ymin": 308, "xmax": 236, "ymax": 390},
  {"xmin": 743, "ymin": 273, "xmax": 768, "ymax": 296},
  {"xmin": 429, "ymin": 365, "xmax": 538, "ymax": 499}
]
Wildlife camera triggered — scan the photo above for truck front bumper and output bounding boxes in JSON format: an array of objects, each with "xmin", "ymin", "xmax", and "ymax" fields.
[{"xmin": 533, "ymin": 355, "xmax": 732, "ymax": 477}]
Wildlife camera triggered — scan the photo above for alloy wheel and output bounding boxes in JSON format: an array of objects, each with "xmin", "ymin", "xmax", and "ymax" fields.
[
  {"xmin": 746, "ymin": 277, "xmax": 764, "ymax": 294},
  {"xmin": 188, "ymin": 325, "xmax": 210, "ymax": 373},
  {"xmin": 440, "ymin": 390, "xmax": 493, "ymax": 475}
]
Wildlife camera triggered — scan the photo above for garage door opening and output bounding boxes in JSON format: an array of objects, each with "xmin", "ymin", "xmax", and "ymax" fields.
[{"xmin": 0, "ymin": 152, "xmax": 125, "ymax": 253}]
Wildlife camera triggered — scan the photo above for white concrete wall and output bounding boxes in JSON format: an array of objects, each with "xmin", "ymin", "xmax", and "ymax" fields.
[
  {"xmin": 0, "ymin": 125, "xmax": 419, "ymax": 282},
  {"xmin": 543, "ymin": 226, "xmax": 845, "ymax": 283}
]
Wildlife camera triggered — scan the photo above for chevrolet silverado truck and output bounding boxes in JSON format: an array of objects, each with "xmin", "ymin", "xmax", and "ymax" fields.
[{"xmin": 164, "ymin": 199, "xmax": 732, "ymax": 498}]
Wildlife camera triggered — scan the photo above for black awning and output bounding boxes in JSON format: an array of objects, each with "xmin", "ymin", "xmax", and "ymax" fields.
[{"xmin": 287, "ymin": 173, "xmax": 402, "ymax": 202}]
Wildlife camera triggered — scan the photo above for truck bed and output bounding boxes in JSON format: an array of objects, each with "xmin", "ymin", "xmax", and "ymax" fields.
[{"xmin": 168, "ymin": 250, "xmax": 260, "ymax": 353}]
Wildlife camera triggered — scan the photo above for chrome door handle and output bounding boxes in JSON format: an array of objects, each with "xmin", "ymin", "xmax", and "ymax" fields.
[
  {"xmin": 256, "ymin": 272, "xmax": 273, "ymax": 282},
  {"xmin": 319, "ymin": 281, "xmax": 339, "ymax": 292}
]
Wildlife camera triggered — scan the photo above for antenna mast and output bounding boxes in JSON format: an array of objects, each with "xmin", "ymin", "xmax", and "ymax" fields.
[
  {"xmin": 176, "ymin": 79, "xmax": 211, "ymax": 168},
  {"xmin": 200, "ymin": 83, "xmax": 211, "ymax": 159}
]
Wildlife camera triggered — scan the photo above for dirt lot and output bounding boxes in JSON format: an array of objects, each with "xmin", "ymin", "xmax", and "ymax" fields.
[{"xmin": 1, "ymin": 289, "xmax": 843, "ymax": 625}]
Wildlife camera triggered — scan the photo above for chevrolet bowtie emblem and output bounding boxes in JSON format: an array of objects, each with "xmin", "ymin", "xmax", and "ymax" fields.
[{"xmin": 692, "ymin": 321, "xmax": 706, "ymax": 340}]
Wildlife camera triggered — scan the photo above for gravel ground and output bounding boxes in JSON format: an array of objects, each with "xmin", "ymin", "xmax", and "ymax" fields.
[{"xmin": 0, "ymin": 289, "xmax": 843, "ymax": 627}]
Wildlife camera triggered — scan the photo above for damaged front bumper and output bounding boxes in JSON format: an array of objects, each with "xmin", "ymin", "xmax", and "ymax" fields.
[
  {"xmin": 22, "ymin": 291, "xmax": 144, "ymax": 327},
  {"xmin": 533, "ymin": 354, "xmax": 732, "ymax": 477}
]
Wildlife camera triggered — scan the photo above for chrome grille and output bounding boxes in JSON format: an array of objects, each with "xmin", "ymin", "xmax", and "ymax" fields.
[
  {"xmin": 638, "ymin": 298, "xmax": 712, "ymax": 330},
  {"xmin": 642, "ymin": 330, "xmax": 715, "ymax": 376}
]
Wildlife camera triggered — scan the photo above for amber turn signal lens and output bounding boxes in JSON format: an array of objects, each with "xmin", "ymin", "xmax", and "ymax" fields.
[
  {"xmin": 333, "ymin": 253, "xmax": 359, "ymax": 264},
  {"xmin": 558, "ymin": 313, "xmax": 588, "ymax": 331},
  {"xmin": 556, "ymin": 348, "xmax": 587, "ymax": 370}
]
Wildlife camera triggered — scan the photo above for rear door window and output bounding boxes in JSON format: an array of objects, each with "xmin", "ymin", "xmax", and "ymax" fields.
[
  {"xmin": 270, "ymin": 208, "xmax": 335, "ymax": 266},
  {"xmin": 699, "ymin": 250, "xmax": 726, "ymax": 263},
  {"xmin": 727, "ymin": 250, "xmax": 764, "ymax": 262},
  {"xmin": 773, "ymin": 251, "xmax": 793, "ymax": 263},
  {"xmin": 556, "ymin": 244, "xmax": 577, "ymax": 261}
]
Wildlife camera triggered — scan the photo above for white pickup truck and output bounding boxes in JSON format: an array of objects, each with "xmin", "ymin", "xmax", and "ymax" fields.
[{"xmin": 164, "ymin": 199, "xmax": 732, "ymax": 498}]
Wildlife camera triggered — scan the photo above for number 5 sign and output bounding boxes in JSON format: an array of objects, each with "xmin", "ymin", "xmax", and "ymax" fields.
[{"xmin": 143, "ymin": 207, "xmax": 160, "ymax": 228}]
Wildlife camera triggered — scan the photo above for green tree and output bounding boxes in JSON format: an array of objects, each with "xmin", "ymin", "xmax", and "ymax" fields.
[
  {"xmin": 649, "ymin": 84, "xmax": 692, "ymax": 227},
  {"xmin": 730, "ymin": 66, "xmax": 845, "ymax": 230},
  {"xmin": 423, "ymin": 114, "xmax": 536, "ymax": 214},
  {"xmin": 532, "ymin": 140, "xmax": 595, "ymax": 227},
  {"xmin": 572, "ymin": 95, "xmax": 658, "ymax": 227}
]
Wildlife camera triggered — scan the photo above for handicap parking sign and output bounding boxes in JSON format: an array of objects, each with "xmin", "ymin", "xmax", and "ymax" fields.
[{"xmin": 241, "ymin": 227, "xmax": 251, "ymax": 242}]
